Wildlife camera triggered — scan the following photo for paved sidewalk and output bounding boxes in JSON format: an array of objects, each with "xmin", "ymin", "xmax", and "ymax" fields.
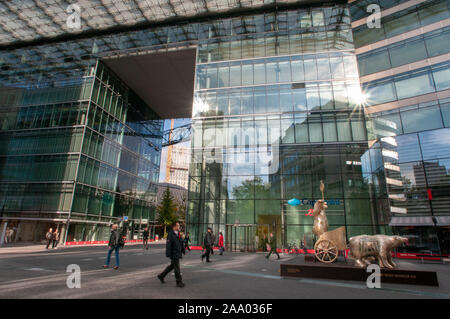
[
  {"xmin": 0, "ymin": 240, "xmax": 166, "ymax": 255},
  {"xmin": 0, "ymin": 243, "xmax": 449, "ymax": 299}
]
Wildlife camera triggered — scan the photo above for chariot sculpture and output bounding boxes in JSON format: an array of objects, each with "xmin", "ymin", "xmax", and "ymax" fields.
[
  {"xmin": 311, "ymin": 180, "xmax": 408, "ymax": 267},
  {"xmin": 312, "ymin": 180, "xmax": 347, "ymax": 263}
]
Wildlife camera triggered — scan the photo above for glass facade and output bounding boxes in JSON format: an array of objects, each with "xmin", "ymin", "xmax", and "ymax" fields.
[
  {"xmin": 0, "ymin": 0, "xmax": 448, "ymax": 254},
  {"xmin": 352, "ymin": 0, "xmax": 450, "ymax": 255},
  {"xmin": 186, "ymin": 5, "xmax": 386, "ymax": 249},
  {"xmin": 0, "ymin": 61, "xmax": 163, "ymax": 242}
]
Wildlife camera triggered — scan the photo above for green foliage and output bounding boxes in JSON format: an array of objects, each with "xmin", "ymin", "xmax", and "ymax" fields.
[{"xmin": 157, "ymin": 187, "xmax": 178, "ymax": 238}]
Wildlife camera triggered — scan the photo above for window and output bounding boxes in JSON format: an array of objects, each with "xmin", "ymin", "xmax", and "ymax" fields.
[
  {"xmin": 389, "ymin": 39, "xmax": 427, "ymax": 68},
  {"xmin": 425, "ymin": 29, "xmax": 450, "ymax": 57},
  {"xmin": 401, "ymin": 105, "xmax": 443, "ymax": 134},
  {"xmin": 433, "ymin": 67, "xmax": 450, "ymax": 91},
  {"xmin": 366, "ymin": 81, "xmax": 396, "ymax": 105},
  {"xmin": 395, "ymin": 73, "xmax": 434, "ymax": 100},
  {"xmin": 304, "ymin": 58, "xmax": 317, "ymax": 81}
]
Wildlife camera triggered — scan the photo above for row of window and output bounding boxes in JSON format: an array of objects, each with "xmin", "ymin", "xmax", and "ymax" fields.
[
  {"xmin": 353, "ymin": 0, "xmax": 450, "ymax": 48},
  {"xmin": 0, "ymin": 154, "xmax": 78, "ymax": 183},
  {"xmin": 87, "ymin": 102, "xmax": 162, "ymax": 159},
  {"xmin": 194, "ymin": 81, "xmax": 362, "ymax": 117},
  {"xmin": 196, "ymin": 53, "xmax": 358, "ymax": 90},
  {"xmin": 188, "ymin": 173, "xmax": 380, "ymax": 201},
  {"xmin": 371, "ymin": 100, "xmax": 450, "ymax": 137},
  {"xmin": 187, "ymin": 198, "xmax": 379, "ymax": 227},
  {"xmin": 197, "ymin": 29, "xmax": 354, "ymax": 64},
  {"xmin": 72, "ymin": 184, "xmax": 156, "ymax": 218},
  {"xmin": 191, "ymin": 112, "xmax": 367, "ymax": 148},
  {"xmin": 0, "ymin": 183, "xmax": 73, "ymax": 212},
  {"xmin": 0, "ymin": 128, "xmax": 83, "ymax": 156},
  {"xmin": 82, "ymin": 128, "xmax": 159, "ymax": 176},
  {"xmin": 358, "ymin": 27, "xmax": 450, "ymax": 77},
  {"xmin": 363, "ymin": 63, "xmax": 450, "ymax": 106},
  {"xmin": 0, "ymin": 80, "xmax": 92, "ymax": 108},
  {"xmin": 0, "ymin": 102, "xmax": 88, "ymax": 131},
  {"xmin": 77, "ymin": 155, "xmax": 159, "ymax": 196}
]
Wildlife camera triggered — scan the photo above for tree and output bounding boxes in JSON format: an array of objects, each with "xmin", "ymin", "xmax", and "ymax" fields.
[{"xmin": 157, "ymin": 187, "xmax": 178, "ymax": 238}]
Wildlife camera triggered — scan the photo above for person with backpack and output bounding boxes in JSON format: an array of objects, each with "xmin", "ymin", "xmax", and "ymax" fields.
[
  {"xmin": 103, "ymin": 224, "xmax": 122, "ymax": 270},
  {"xmin": 45, "ymin": 228, "xmax": 53, "ymax": 249},
  {"xmin": 157, "ymin": 221, "xmax": 186, "ymax": 288}
]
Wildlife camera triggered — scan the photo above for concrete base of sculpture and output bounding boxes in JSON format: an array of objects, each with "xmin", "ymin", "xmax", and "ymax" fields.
[{"xmin": 280, "ymin": 263, "xmax": 439, "ymax": 286}]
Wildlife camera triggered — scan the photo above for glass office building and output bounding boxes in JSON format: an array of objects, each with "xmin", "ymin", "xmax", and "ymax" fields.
[
  {"xmin": 0, "ymin": 1, "xmax": 448, "ymax": 254},
  {"xmin": 351, "ymin": 0, "xmax": 450, "ymax": 255}
]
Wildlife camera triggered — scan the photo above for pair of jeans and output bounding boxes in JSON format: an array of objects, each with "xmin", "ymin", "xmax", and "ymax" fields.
[
  {"xmin": 160, "ymin": 258, "xmax": 182, "ymax": 283},
  {"xmin": 106, "ymin": 246, "xmax": 120, "ymax": 267},
  {"xmin": 219, "ymin": 246, "xmax": 224, "ymax": 254},
  {"xmin": 201, "ymin": 245, "xmax": 211, "ymax": 261}
]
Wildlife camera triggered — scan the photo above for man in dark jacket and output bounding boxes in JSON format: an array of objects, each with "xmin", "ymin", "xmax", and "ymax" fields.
[
  {"xmin": 103, "ymin": 224, "xmax": 121, "ymax": 269},
  {"xmin": 266, "ymin": 232, "xmax": 280, "ymax": 260},
  {"xmin": 201, "ymin": 227, "xmax": 213, "ymax": 262},
  {"xmin": 157, "ymin": 221, "xmax": 185, "ymax": 287}
]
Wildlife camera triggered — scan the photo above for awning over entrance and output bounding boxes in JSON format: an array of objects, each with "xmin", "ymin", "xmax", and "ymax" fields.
[
  {"xmin": 435, "ymin": 216, "xmax": 450, "ymax": 226},
  {"xmin": 389, "ymin": 216, "xmax": 435, "ymax": 227}
]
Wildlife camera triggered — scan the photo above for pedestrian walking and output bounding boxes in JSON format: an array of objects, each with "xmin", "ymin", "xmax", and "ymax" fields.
[
  {"xmin": 143, "ymin": 227, "xmax": 150, "ymax": 250},
  {"xmin": 218, "ymin": 232, "xmax": 224, "ymax": 255},
  {"xmin": 266, "ymin": 232, "xmax": 280, "ymax": 260},
  {"xmin": 201, "ymin": 227, "xmax": 213, "ymax": 262},
  {"xmin": 52, "ymin": 229, "xmax": 59, "ymax": 249},
  {"xmin": 184, "ymin": 232, "xmax": 191, "ymax": 251},
  {"xmin": 45, "ymin": 228, "xmax": 53, "ymax": 249},
  {"xmin": 157, "ymin": 221, "xmax": 186, "ymax": 288},
  {"xmin": 103, "ymin": 224, "xmax": 122, "ymax": 270}
]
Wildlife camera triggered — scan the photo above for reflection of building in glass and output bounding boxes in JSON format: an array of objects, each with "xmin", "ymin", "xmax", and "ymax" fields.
[
  {"xmin": 187, "ymin": 4, "xmax": 386, "ymax": 248},
  {"xmin": 352, "ymin": 0, "xmax": 450, "ymax": 255},
  {"xmin": 165, "ymin": 146, "xmax": 190, "ymax": 189}
]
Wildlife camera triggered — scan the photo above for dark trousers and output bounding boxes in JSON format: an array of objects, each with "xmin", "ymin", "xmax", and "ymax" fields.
[
  {"xmin": 201, "ymin": 245, "xmax": 211, "ymax": 261},
  {"xmin": 160, "ymin": 258, "xmax": 182, "ymax": 283},
  {"xmin": 46, "ymin": 239, "xmax": 52, "ymax": 249},
  {"xmin": 143, "ymin": 238, "xmax": 148, "ymax": 248},
  {"xmin": 185, "ymin": 243, "xmax": 191, "ymax": 251},
  {"xmin": 52, "ymin": 239, "xmax": 58, "ymax": 248},
  {"xmin": 266, "ymin": 248, "xmax": 280, "ymax": 259}
]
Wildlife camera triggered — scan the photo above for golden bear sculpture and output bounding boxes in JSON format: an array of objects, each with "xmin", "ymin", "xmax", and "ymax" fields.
[{"xmin": 349, "ymin": 235, "xmax": 408, "ymax": 268}]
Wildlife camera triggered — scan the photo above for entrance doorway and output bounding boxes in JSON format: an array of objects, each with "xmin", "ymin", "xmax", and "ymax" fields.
[{"xmin": 225, "ymin": 224, "xmax": 272, "ymax": 252}]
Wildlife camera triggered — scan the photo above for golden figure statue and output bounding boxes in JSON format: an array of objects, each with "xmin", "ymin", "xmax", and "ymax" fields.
[
  {"xmin": 312, "ymin": 200, "xmax": 328, "ymax": 238},
  {"xmin": 348, "ymin": 235, "xmax": 408, "ymax": 268}
]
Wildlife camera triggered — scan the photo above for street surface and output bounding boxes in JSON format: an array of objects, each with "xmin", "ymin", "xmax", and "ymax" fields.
[{"xmin": 0, "ymin": 241, "xmax": 449, "ymax": 299}]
